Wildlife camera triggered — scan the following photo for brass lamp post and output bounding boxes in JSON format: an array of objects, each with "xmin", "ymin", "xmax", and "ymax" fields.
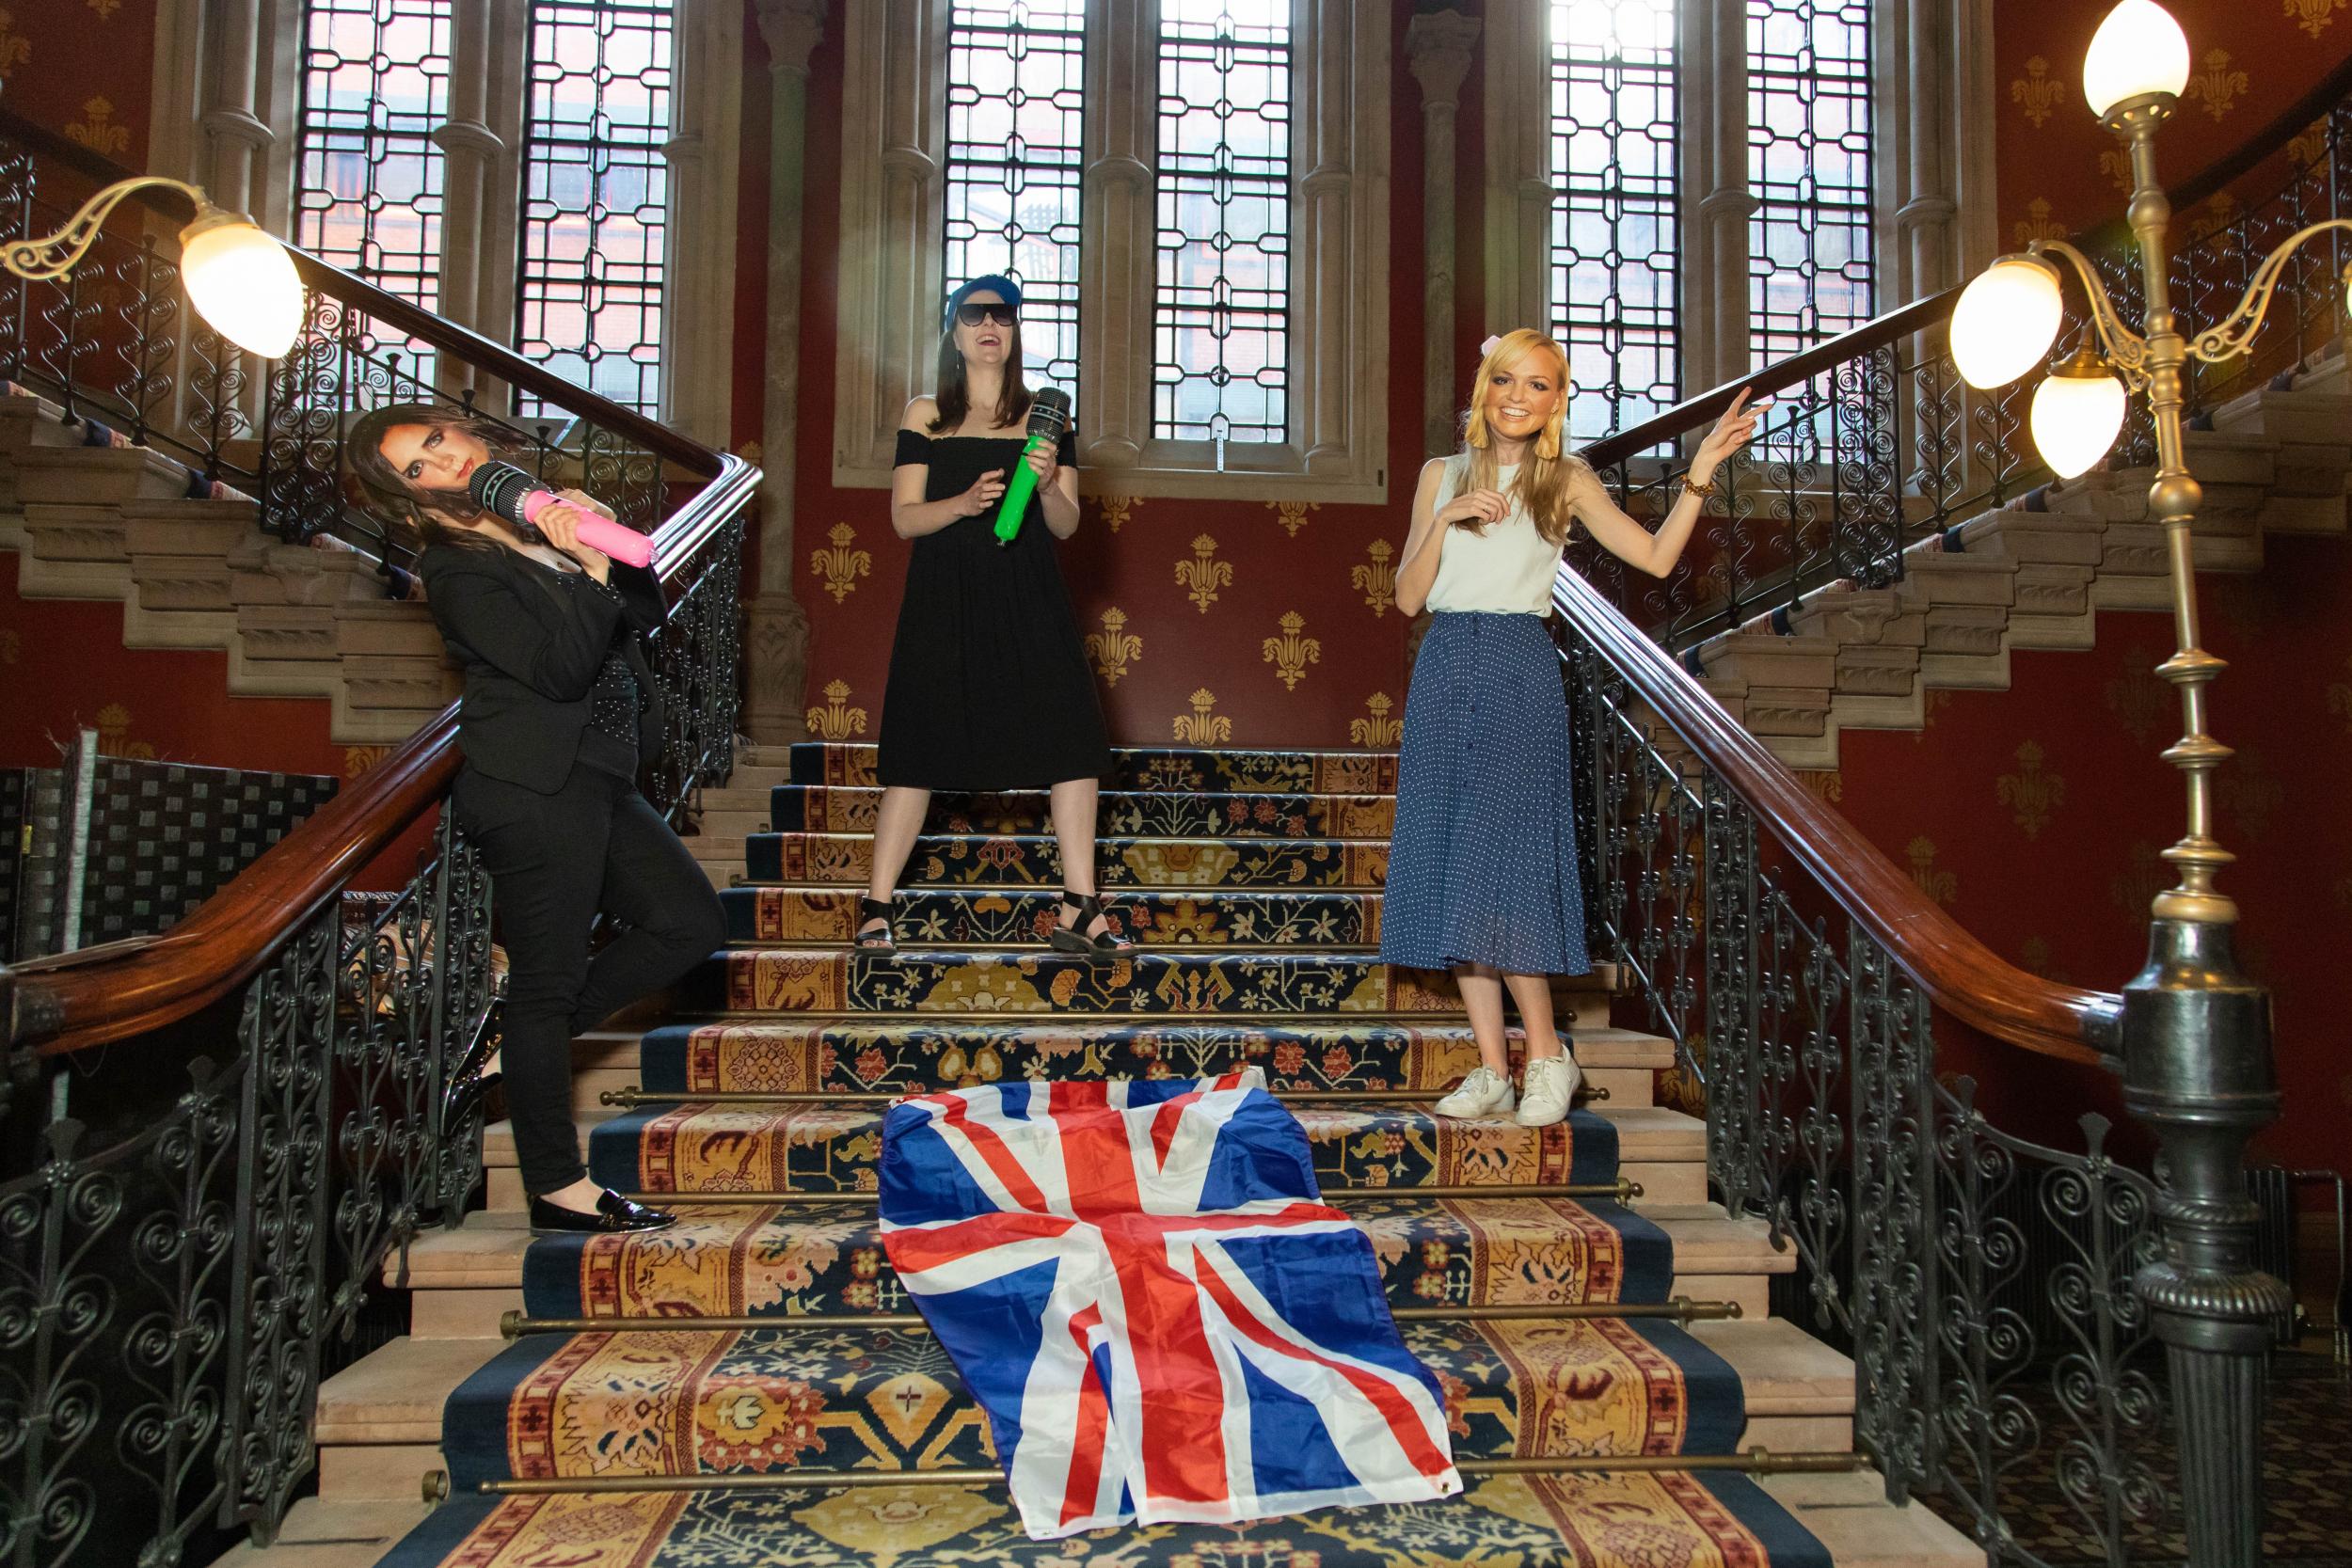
[
  {"xmin": 1951, "ymin": 3, "xmax": 2336, "ymax": 1563},
  {"xmin": 1, "ymin": 175, "xmax": 305, "ymax": 357}
]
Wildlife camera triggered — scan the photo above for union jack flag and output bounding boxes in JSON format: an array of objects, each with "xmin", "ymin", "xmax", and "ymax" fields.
[{"xmin": 878, "ymin": 1068, "xmax": 1462, "ymax": 1540}]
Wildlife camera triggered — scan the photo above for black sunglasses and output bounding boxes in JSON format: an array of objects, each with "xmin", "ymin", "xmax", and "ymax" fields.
[{"xmin": 954, "ymin": 301, "xmax": 1019, "ymax": 326}]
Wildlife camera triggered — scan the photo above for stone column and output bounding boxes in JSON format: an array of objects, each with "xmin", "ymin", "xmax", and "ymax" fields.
[
  {"xmin": 1406, "ymin": 11, "xmax": 1479, "ymax": 459},
  {"xmin": 1688, "ymin": 0, "xmax": 1754, "ymax": 393},
  {"xmin": 431, "ymin": 0, "xmax": 503, "ymax": 400},
  {"xmin": 743, "ymin": 0, "xmax": 828, "ymax": 747}
]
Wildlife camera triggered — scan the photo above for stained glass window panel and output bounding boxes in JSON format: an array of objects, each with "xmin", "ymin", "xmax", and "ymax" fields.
[
  {"xmin": 295, "ymin": 0, "xmax": 453, "ymax": 321},
  {"xmin": 1747, "ymin": 0, "xmax": 1874, "ymax": 366},
  {"xmin": 1549, "ymin": 0, "xmax": 1678, "ymax": 445},
  {"xmin": 945, "ymin": 1, "xmax": 1087, "ymax": 404},
  {"xmin": 1153, "ymin": 0, "xmax": 1291, "ymax": 446},
  {"xmin": 516, "ymin": 0, "xmax": 675, "ymax": 416}
]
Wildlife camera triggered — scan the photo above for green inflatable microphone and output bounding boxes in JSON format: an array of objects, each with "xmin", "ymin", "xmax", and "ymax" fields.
[{"xmin": 993, "ymin": 387, "xmax": 1074, "ymax": 546}]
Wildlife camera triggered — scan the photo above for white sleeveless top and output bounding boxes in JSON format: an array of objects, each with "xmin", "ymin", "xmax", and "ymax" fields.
[{"xmin": 1425, "ymin": 455, "xmax": 1565, "ymax": 616}]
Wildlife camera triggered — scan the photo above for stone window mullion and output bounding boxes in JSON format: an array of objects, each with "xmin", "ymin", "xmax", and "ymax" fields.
[{"xmin": 1077, "ymin": 0, "xmax": 1158, "ymax": 472}]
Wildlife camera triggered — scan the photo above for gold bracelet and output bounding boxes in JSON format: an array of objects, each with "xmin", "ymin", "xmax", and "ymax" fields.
[{"xmin": 1681, "ymin": 470, "xmax": 1718, "ymax": 499}]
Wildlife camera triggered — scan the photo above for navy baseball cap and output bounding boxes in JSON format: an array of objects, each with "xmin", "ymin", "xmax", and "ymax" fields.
[{"xmin": 946, "ymin": 274, "xmax": 1023, "ymax": 325}]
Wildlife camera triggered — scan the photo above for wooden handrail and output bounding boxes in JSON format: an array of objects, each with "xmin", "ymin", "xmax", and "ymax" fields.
[
  {"xmin": 3, "ymin": 454, "xmax": 759, "ymax": 1054},
  {"xmin": 1553, "ymin": 566, "xmax": 2118, "ymax": 1065},
  {"xmin": 0, "ymin": 106, "xmax": 719, "ymax": 479}
]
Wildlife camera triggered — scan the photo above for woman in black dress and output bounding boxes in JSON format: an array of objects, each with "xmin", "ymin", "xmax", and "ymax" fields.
[{"xmin": 862, "ymin": 276, "xmax": 1125, "ymax": 956}]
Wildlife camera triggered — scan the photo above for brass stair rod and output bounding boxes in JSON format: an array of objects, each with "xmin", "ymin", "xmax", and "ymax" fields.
[
  {"xmin": 598, "ymin": 1085, "xmax": 1608, "ymax": 1107},
  {"xmin": 435, "ymin": 1449, "xmax": 1866, "ymax": 1499},
  {"xmin": 499, "ymin": 1296, "xmax": 1740, "ymax": 1338},
  {"xmin": 618, "ymin": 1180, "xmax": 1643, "ymax": 1206}
]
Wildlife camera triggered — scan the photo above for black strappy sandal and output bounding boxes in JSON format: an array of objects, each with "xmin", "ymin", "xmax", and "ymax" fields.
[
  {"xmin": 855, "ymin": 895, "xmax": 898, "ymax": 951},
  {"xmin": 1050, "ymin": 892, "xmax": 1135, "ymax": 958}
]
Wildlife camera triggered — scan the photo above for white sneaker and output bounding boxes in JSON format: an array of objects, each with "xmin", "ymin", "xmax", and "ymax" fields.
[
  {"xmin": 1515, "ymin": 1053, "xmax": 1581, "ymax": 1128},
  {"xmin": 1434, "ymin": 1065, "xmax": 1517, "ymax": 1120}
]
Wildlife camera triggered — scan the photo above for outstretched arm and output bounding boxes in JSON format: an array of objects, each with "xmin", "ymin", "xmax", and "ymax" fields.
[{"xmin": 1570, "ymin": 389, "xmax": 1764, "ymax": 579}]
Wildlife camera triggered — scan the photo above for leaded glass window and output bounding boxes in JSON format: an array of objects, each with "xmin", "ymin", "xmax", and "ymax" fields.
[
  {"xmin": 1747, "ymin": 0, "xmax": 1874, "ymax": 365},
  {"xmin": 294, "ymin": 0, "xmax": 453, "ymax": 318},
  {"xmin": 1152, "ymin": 1, "xmax": 1292, "ymax": 446},
  {"xmin": 943, "ymin": 1, "xmax": 1087, "ymax": 403},
  {"xmin": 516, "ymin": 0, "xmax": 676, "ymax": 416},
  {"xmin": 1548, "ymin": 0, "xmax": 1678, "ymax": 445}
]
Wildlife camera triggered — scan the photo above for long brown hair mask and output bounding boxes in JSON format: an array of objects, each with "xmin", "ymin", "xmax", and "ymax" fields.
[
  {"xmin": 345, "ymin": 402, "xmax": 532, "ymax": 553},
  {"xmin": 1459, "ymin": 329, "xmax": 1585, "ymax": 547},
  {"xmin": 927, "ymin": 314, "xmax": 1034, "ymax": 436}
]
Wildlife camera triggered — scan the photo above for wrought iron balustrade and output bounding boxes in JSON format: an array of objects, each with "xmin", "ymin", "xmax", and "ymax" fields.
[
  {"xmin": 0, "ymin": 105, "xmax": 756, "ymax": 1568},
  {"xmin": 1569, "ymin": 96, "xmax": 2352, "ymax": 657}
]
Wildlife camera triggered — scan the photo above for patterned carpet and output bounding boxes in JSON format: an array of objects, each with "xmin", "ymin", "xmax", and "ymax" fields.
[{"xmin": 379, "ymin": 742, "xmax": 1838, "ymax": 1566}]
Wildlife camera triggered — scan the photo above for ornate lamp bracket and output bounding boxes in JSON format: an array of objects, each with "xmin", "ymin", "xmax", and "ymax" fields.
[
  {"xmin": 2027, "ymin": 239, "xmax": 2152, "ymax": 385},
  {"xmin": 2180, "ymin": 218, "xmax": 2352, "ymax": 364},
  {"xmin": 0, "ymin": 175, "xmax": 212, "ymax": 283}
]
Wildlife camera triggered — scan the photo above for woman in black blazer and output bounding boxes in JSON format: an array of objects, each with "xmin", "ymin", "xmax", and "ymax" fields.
[{"xmin": 350, "ymin": 403, "xmax": 723, "ymax": 1235}]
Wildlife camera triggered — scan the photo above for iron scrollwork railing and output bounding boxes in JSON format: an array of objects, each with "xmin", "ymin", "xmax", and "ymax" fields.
[
  {"xmin": 0, "ymin": 810, "xmax": 492, "ymax": 1565},
  {"xmin": 1563, "ymin": 617, "xmax": 2172, "ymax": 1567}
]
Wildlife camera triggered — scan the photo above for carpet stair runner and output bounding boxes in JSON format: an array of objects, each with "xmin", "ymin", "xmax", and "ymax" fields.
[{"xmin": 240, "ymin": 742, "xmax": 1983, "ymax": 1568}]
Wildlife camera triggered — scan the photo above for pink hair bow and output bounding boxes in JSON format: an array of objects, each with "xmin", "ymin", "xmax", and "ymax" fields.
[{"xmin": 1479, "ymin": 334, "xmax": 1504, "ymax": 356}]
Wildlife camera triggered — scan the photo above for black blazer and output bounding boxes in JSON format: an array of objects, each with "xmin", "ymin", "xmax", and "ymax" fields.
[{"xmin": 419, "ymin": 542, "xmax": 667, "ymax": 794}]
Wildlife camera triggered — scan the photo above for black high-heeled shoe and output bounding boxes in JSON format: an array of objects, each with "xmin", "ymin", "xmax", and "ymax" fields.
[
  {"xmin": 1049, "ymin": 892, "xmax": 1134, "ymax": 958},
  {"xmin": 855, "ymin": 895, "xmax": 897, "ymax": 951},
  {"xmin": 528, "ymin": 1187, "xmax": 677, "ymax": 1236}
]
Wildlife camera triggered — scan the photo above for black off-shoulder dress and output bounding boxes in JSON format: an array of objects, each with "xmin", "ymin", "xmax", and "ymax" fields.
[{"xmin": 877, "ymin": 427, "xmax": 1111, "ymax": 790}]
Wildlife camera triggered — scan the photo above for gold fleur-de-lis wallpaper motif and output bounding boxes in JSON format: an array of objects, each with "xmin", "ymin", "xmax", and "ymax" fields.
[
  {"xmin": 2286, "ymin": 0, "xmax": 2343, "ymax": 35},
  {"xmin": 1913, "ymin": 688, "xmax": 1951, "ymax": 742},
  {"xmin": 2187, "ymin": 191, "xmax": 2239, "ymax": 244},
  {"xmin": 2106, "ymin": 652, "xmax": 2170, "ymax": 744},
  {"xmin": 1353, "ymin": 540, "xmax": 1396, "ymax": 617},
  {"xmin": 1178, "ymin": 533, "xmax": 1232, "ymax": 613},
  {"xmin": 804, "ymin": 680, "xmax": 868, "ymax": 741},
  {"xmin": 1267, "ymin": 500, "xmax": 1320, "ymax": 538},
  {"xmin": 68, "ymin": 97, "xmax": 130, "ymax": 155},
  {"xmin": 1173, "ymin": 688, "xmax": 1232, "ymax": 746},
  {"xmin": 343, "ymin": 745, "xmax": 390, "ymax": 778},
  {"xmin": 1086, "ymin": 608, "xmax": 1142, "ymax": 688},
  {"xmin": 2011, "ymin": 198, "xmax": 2064, "ymax": 247},
  {"xmin": 1797, "ymin": 770, "xmax": 1843, "ymax": 806},
  {"xmin": 1350, "ymin": 692, "xmax": 1400, "ymax": 749},
  {"xmin": 2184, "ymin": 49, "xmax": 2249, "ymax": 120},
  {"xmin": 0, "ymin": 10, "xmax": 31, "ymax": 76},
  {"xmin": 1263, "ymin": 611, "xmax": 1322, "ymax": 691},
  {"xmin": 810, "ymin": 522, "xmax": 871, "ymax": 604},
  {"xmin": 2289, "ymin": 117, "xmax": 2332, "ymax": 166},
  {"xmin": 2098, "ymin": 150, "xmax": 2133, "ymax": 192},
  {"xmin": 1906, "ymin": 836, "xmax": 1957, "ymax": 907},
  {"xmin": 86, "ymin": 0, "xmax": 122, "ymax": 17},
  {"xmin": 2111, "ymin": 841, "xmax": 2166, "ymax": 923},
  {"xmin": 2217, "ymin": 748, "xmax": 2282, "ymax": 842},
  {"xmin": 94, "ymin": 703, "xmax": 156, "ymax": 759},
  {"xmin": 2011, "ymin": 55, "xmax": 2062, "ymax": 128},
  {"xmin": 1995, "ymin": 740, "xmax": 2065, "ymax": 840},
  {"xmin": 1097, "ymin": 494, "xmax": 1143, "ymax": 533},
  {"xmin": 2018, "ymin": 937, "xmax": 2055, "ymax": 979}
]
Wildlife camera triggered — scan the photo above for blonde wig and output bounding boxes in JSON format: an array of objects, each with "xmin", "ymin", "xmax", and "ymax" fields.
[{"xmin": 1459, "ymin": 328, "xmax": 1584, "ymax": 546}]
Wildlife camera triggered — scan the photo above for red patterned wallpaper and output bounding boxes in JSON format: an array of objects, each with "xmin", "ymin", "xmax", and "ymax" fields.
[{"xmin": 0, "ymin": 0, "xmax": 156, "ymax": 166}]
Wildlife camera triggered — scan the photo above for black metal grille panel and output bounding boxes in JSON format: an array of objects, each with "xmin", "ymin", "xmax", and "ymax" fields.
[
  {"xmin": 945, "ymin": 1, "xmax": 1087, "ymax": 402},
  {"xmin": 74, "ymin": 761, "xmax": 339, "ymax": 951},
  {"xmin": 1549, "ymin": 0, "xmax": 1679, "ymax": 444},
  {"xmin": 516, "ymin": 0, "xmax": 676, "ymax": 417},
  {"xmin": 1746, "ymin": 0, "xmax": 1875, "ymax": 366},
  {"xmin": 1153, "ymin": 2, "xmax": 1291, "ymax": 445}
]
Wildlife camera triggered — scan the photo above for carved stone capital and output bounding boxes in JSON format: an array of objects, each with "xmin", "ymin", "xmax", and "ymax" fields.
[
  {"xmin": 755, "ymin": 0, "xmax": 828, "ymax": 79},
  {"xmin": 430, "ymin": 119, "xmax": 503, "ymax": 161},
  {"xmin": 1406, "ymin": 10, "xmax": 1481, "ymax": 106},
  {"xmin": 199, "ymin": 106, "xmax": 274, "ymax": 152},
  {"xmin": 744, "ymin": 591, "xmax": 813, "ymax": 746}
]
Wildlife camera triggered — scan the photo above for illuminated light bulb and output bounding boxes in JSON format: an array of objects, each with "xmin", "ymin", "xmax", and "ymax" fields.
[
  {"xmin": 2030, "ymin": 341, "xmax": 2128, "ymax": 480},
  {"xmin": 179, "ymin": 206, "xmax": 304, "ymax": 357},
  {"xmin": 2083, "ymin": 0, "xmax": 2191, "ymax": 119},
  {"xmin": 1950, "ymin": 255, "xmax": 2065, "ymax": 389}
]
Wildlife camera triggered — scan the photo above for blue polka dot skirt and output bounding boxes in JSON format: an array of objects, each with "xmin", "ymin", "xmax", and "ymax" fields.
[{"xmin": 1378, "ymin": 611, "xmax": 1592, "ymax": 976}]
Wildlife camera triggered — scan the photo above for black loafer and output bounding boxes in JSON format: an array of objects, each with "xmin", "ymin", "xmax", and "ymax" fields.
[{"xmin": 528, "ymin": 1188, "xmax": 677, "ymax": 1236}]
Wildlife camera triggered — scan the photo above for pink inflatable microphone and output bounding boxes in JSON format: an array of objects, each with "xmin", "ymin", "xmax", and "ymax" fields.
[{"xmin": 467, "ymin": 459, "xmax": 655, "ymax": 568}]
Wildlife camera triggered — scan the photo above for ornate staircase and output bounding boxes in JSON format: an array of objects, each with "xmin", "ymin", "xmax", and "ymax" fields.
[{"xmin": 237, "ymin": 741, "xmax": 1983, "ymax": 1568}]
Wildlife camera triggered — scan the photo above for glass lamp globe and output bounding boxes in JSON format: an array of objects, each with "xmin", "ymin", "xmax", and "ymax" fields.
[
  {"xmin": 1950, "ymin": 256, "xmax": 2065, "ymax": 389},
  {"xmin": 2031, "ymin": 352, "xmax": 2128, "ymax": 480},
  {"xmin": 2084, "ymin": 0, "xmax": 2191, "ymax": 119},
  {"xmin": 180, "ymin": 206, "xmax": 305, "ymax": 357}
]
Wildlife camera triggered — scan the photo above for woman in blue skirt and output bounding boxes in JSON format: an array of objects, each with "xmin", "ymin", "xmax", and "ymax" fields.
[{"xmin": 1385, "ymin": 329, "xmax": 1762, "ymax": 1127}]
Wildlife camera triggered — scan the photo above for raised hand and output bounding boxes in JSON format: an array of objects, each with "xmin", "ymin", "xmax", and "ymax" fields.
[
  {"xmin": 1438, "ymin": 487, "xmax": 1511, "ymax": 529},
  {"xmin": 1021, "ymin": 443, "xmax": 1057, "ymax": 487},
  {"xmin": 1693, "ymin": 388, "xmax": 1769, "ymax": 476},
  {"xmin": 957, "ymin": 468, "xmax": 1009, "ymax": 517},
  {"xmin": 532, "ymin": 500, "xmax": 611, "ymax": 583}
]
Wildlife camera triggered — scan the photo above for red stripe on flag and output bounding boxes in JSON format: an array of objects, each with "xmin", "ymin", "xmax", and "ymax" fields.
[{"xmin": 1059, "ymin": 1304, "xmax": 1111, "ymax": 1528}]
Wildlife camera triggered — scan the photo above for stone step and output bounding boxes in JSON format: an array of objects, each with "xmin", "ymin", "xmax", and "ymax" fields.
[
  {"xmin": 475, "ymin": 1100, "xmax": 1704, "ymax": 1212},
  {"xmin": 683, "ymin": 948, "xmax": 1614, "ymax": 1022},
  {"xmin": 743, "ymin": 830, "xmax": 1391, "ymax": 887},
  {"xmin": 766, "ymin": 783, "xmax": 1398, "ymax": 837},
  {"xmin": 723, "ymin": 884, "xmax": 1389, "ymax": 947},
  {"xmin": 200, "ymin": 1498, "xmax": 434, "ymax": 1567},
  {"xmin": 787, "ymin": 740, "xmax": 1398, "ymax": 795}
]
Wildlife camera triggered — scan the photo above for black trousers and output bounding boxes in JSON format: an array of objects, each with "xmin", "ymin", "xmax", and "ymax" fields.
[{"xmin": 453, "ymin": 760, "xmax": 724, "ymax": 1196}]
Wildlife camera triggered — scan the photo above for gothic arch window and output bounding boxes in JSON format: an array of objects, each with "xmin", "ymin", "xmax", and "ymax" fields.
[
  {"xmin": 1494, "ymin": 0, "xmax": 1994, "ymax": 445},
  {"xmin": 150, "ymin": 0, "xmax": 743, "ymax": 445},
  {"xmin": 837, "ymin": 0, "xmax": 1391, "ymax": 501}
]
